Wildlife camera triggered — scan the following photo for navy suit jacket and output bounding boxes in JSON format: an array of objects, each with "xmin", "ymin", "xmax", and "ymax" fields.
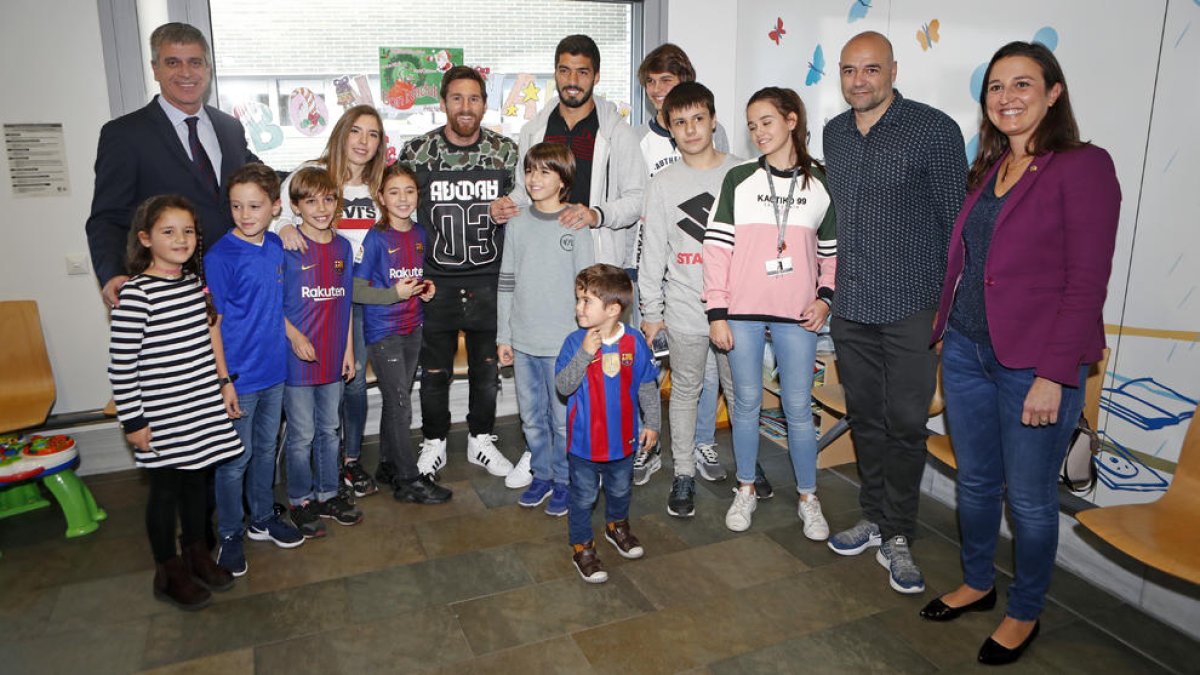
[
  {"xmin": 86, "ymin": 96, "xmax": 258, "ymax": 286},
  {"xmin": 933, "ymin": 144, "xmax": 1121, "ymax": 385}
]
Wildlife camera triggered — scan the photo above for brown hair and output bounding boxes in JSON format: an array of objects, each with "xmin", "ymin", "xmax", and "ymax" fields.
[
  {"xmin": 575, "ymin": 264, "xmax": 632, "ymax": 312},
  {"xmin": 662, "ymin": 81, "xmax": 716, "ymax": 122},
  {"xmin": 523, "ymin": 142, "xmax": 575, "ymax": 202},
  {"xmin": 227, "ymin": 162, "xmax": 280, "ymax": 202},
  {"xmin": 747, "ymin": 87, "xmax": 819, "ymax": 188},
  {"xmin": 638, "ymin": 43, "xmax": 695, "ymax": 85},
  {"xmin": 125, "ymin": 194, "xmax": 216, "ymax": 323},
  {"xmin": 968, "ymin": 41, "xmax": 1083, "ymax": 190},
  {"xmin": 319, "ymin": 104, "xmax": 386, "ymax": 196},
  {"xmin": 375, "ymin": 162, "xmax": 420, "ymax": 231},
  {"xmin": 439, "ymin": 65, "xmax": 488, "ymax": 102},
  {"xmin": 288, "ymin": 166, "xmax": 342, "ymax": 227}
]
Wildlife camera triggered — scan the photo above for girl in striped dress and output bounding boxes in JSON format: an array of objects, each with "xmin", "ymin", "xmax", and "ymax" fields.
[{"xmin": 108, "ymin": 194, "xmax": 244, "ymax": 611}]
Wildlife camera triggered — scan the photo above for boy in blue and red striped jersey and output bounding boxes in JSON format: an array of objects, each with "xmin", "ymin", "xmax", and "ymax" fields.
[
  {"xmin": 282, "ymin": 166, "xmax": 361, "ymax": 538},
  {"xmin": 555, "ymin": 264, "xmax": 660, "ymax": 584}
]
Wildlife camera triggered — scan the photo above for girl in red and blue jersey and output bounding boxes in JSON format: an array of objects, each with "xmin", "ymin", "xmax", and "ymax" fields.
[{"xmin": 353, "ymin": 163, "xmax": 450, "ymax": 504}]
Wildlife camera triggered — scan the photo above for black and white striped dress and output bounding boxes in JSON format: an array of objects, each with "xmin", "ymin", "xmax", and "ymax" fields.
[{"xmin": 108, "ymin": 273, "xmax": 243, "ymax": 470}]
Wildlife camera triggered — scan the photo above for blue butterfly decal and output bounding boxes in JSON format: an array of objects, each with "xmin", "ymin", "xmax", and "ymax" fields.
[
  {"xmin": 806, "ymin": 44, "xmax": 825, "ymax": 86},
  {"xmin": 1032, "ymin": 26, "xmax": 1059, "ymax": 51},
  {"xmin": 848, "ymin": 0, "xmax": 872, "ymax": 23}
]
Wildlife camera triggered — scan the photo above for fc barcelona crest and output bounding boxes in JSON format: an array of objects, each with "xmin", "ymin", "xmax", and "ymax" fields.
[
  {"xmin": 334, "ymin": 260, "xmax": 345, "ymax": 275},
  {"xmin": 602, "ymin": 352, "xmax": 621, "ymax": 377},
  {"xmin": 621, "ymin": 352, "xmax": 634, "ymax": 367}
]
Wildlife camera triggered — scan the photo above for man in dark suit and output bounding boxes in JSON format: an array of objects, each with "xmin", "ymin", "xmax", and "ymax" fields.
[{"xmin": 87, "ymin": 22, "xmax": 258, "ymax": 307}]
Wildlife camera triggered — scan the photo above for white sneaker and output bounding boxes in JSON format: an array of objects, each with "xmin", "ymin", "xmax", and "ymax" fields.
[
  {"xmin": 797, "ymin": 494, "xmax": 830, "ymax": 541},
  {"xmin": 725, "ymin": 484, "xmax": 757, "ymax": 532},
  {"xmin": 504, "ymin": 450, "xmax": 533, "ymax": 489},
  {"xmin": 467, "ymin": 434, "xmax": 514, "ymax": 477},
  {"xmin": 416, "ymin": 438, "xmax": 447, "ymax": 476}
]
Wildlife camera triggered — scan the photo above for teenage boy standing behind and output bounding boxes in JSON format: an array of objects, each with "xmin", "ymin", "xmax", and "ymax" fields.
[
  {"xmin": 638, "ymin": 82, "xmax": 740, "ymax": 518},
  {"xmin": 497, "ymin": 143, "xmax": 596, "ymax": 518},
  {"xmin": 557, "ymin": 264, "xmax": 660, "ymax": 583}
]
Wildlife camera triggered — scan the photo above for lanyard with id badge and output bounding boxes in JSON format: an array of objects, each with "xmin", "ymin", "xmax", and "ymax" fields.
[{"xmin": 766, "ymin": 165, "xmax": 799, "ymax": 277}]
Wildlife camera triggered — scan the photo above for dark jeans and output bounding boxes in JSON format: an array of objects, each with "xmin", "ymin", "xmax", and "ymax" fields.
[
  {"xmin": 146, "ymin": 467, "xmax": 209, "ymax": 563},
  {"xmin": 341, "ymin": 305, "xmax": 368, "ymax": 461},
  {"xmin": 942, "ymin": 328, "xmax": 1086, "ymax": 620},
  {"xmin": 568, "ymin": 452, "xmax": 635, "ymax": 546},
  {"xmin": 831, "ymin": 309, "xmax": 938, "ymax": 541},
  {"xmin": 419, "ymin": 282, "xmax": 498, "ymax": 440},
  {"xmin": 369, "ymin": 329, "xmax": 423, "ymax": 480}
]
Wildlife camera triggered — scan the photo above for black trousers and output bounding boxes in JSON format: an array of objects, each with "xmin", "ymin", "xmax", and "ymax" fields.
[
  {"xmin": 146, "ymin": 467, "xmax": 209, "ymax": 563},
  {"xmin": 830, "ymin": 309, "xmax": 938, "ymax": 541},
  {"xmin": 419, "ymin": 282, "xmax": 499, "ymax": 440},
  {"xmin": 370, "ymin": 329, "xmax": 424, "ymax": 480}
]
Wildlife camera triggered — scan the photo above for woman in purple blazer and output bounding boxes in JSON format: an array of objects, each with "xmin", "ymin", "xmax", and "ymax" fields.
[{"xmin": 923, "ymin": 42, "xmax": 1120, "ymax": 665}]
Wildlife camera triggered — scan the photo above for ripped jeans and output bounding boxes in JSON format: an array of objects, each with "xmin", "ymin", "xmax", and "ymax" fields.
[{"xmin": 418, "ymin": 282, "xmax": 499, "ymax": 440}]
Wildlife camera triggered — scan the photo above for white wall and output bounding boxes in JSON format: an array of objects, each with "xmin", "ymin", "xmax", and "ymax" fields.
[{"xmin": 0, "ymin": 0, "xmax": 115, "ymax": 414}]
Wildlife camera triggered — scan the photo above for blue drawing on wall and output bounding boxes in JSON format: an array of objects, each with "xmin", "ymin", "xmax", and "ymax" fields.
[
  {"xmin": 1101, "ymin": 376, "xmax": 1198, "ymax": 431},
  {"xmin": 848, "ymin": 0, "xmax": 872, "ymax": 23},
  {"xmin": 1095, "ymin": 432, "xmax": 1171, "ymax": 492},
  {"xmin": 969, "ymin": 62, "xmax": 988, "ymax": 102},
  {"xmin": 806, "ymin": 44, "xmax": 826, "ymax": 86},
  {"xmin": 1032, "ymin": 26, "xmax": 1059, "ymax": 51},
  {"xmin": 965, "ymin": 134, "xmax": 979, "ymax": 162}
]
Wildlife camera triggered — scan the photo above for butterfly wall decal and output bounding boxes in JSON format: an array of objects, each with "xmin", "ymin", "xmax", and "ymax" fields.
[
  {"xmin": 769, "ymin": 17, "xmax": 786, "ymax": 45},
  {"xmin": 848, "ymin": 0, "xmax": 871, "ymax": 23},
  {"xmin": 806, "ymin": 44, "xmax": 825, "ymax": 86},
  {"xmin": 917, "ymin": 19, "xmax": 940, "ymax": 51}
]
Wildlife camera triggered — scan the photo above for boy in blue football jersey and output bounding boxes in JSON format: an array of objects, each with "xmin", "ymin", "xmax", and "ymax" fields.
[
  {"xmin": 207, "ymin": 163, "xmax": 305, "ymax": 576},
  {"xmin": 555, "ymin": 264, "xmax": 660, "ymax": 583}
]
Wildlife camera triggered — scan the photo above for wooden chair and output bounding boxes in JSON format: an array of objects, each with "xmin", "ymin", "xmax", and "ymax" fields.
[
  {"xmin": 926, "ymin": 349, "xmax": 1110, "ymax": 470},
  {"xmin": 0, "ymin": 301, "xmax": 107, "ymax": 539},
  {"xmin": 812, "ymin": 358, "xmax": 945, "ymax": 453},
  {"xmin": 1075, "ymin": 401, "xmax": 1200, "ymax": 585}
]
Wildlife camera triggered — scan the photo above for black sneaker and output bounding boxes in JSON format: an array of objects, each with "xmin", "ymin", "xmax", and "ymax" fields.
[
  {"xmin": 667, "ymin": 475, "xmax": 696, "ymax": 518},
  {"xmin": 290, "ymin": 501, "xmax": 327, "ymax": 539},
  {"xmin": 319, "ymin": 493, "xmax": 364, "ymax": 526},
  {"xmin": 375, "ymin": 461, "xmax": 400, "ymax": 490},
  {"xmin": 343, "ymin": 461, "xmax": 379, "ymax": 497},
  {"xmin": 393, "ymin": 475, "xmax": 454, "ymax": 505},
  {"xmin": 754, "ymin": 463, "xmax": 774, "ymax": 500}
]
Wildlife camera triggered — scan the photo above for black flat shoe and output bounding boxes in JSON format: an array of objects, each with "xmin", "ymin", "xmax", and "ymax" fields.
[
  {"xmin": 978, "ymin": 620, "xmax": 1040, "ymax": 666},
  {"xmin": 919, "ymin": 587, "xmax": 997, "ymax": 621}
]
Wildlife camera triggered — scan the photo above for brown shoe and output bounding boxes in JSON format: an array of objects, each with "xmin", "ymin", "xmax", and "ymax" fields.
[
  {"xmin": 183, "ymin": 540, "xmax": 235, "ymax": 592},
  {"xmin": 604, "ymin": 520, "xmax": 645, "ymax": 559},
  {"xmin": 154, "ymin": 556, "xmax": 212, "ymax": 611},
  {"xmin": 572, "ymin": 542, "xmax": 609, "ymax": 583}
]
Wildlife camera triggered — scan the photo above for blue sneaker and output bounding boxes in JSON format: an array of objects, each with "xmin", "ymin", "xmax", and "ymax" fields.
[
  {"xmin": 519, "ymin": 478, "xmax": 554, "ymax": 508},
  {"xmin": 827, "ymin": 519, "xmax": 882, "ymax": 556},
  {"xmin": 876, "ymin": 535, "xmax": 925, "ymax": 594},
  {"xmin": 545, "ymin": 482, "xmax": 569, "ymax": 517},
  {"xmin": 247, "ymin": 514, "xmax": 305, "ymax": 549},
  {"xmin": 217, "ymin": 535, "xmax": 247, "ymax": 577}
]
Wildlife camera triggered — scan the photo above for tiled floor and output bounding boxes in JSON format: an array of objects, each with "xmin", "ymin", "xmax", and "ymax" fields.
[{"xmin": 1, "ymin": 418, "xmax": 1195, "ymax": 674}]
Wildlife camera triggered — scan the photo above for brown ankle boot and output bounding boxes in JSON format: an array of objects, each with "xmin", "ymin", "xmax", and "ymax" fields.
[
  {"xmin": 183, "ymin": 540, "xmax": 235, "ymax": 592},
  {"xmin": 154, "ymin": 556, "xmax": 212, "ymax": 610}
]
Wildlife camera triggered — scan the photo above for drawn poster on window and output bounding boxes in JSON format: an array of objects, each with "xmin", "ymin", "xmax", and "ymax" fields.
[{"xmin": 379, "ymin": 47, "xmax": 463, "ymax": 111}]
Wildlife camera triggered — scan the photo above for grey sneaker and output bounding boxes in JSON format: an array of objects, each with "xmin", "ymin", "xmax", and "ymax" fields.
[
  {"xmin": 694, "ymin": 443, "xmax": 727, "ymax": 482},
  {"xmin": 827, "ymin": 519, "xmax": 882, "ymax": 556},
  {"xmin": 632, "ymin": 445, "xmax": 662, "ymax": 486},
  {"xmin": 876, "ymin": 535, "xmax": 925, "ymax": 594}
]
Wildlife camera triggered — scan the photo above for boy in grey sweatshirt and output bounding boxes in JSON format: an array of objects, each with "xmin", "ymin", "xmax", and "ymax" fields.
[
  {"xmin": 498, "ymin": 143, "xmax": 596, "ymax": 516},
  {"xmin": 638, "ymin": 82, "xmax": 741, "ymax": 518}
]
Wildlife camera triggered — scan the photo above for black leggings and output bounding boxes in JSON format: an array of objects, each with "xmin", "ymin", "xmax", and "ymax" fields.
[{"xmin": 146, "ymin": 467, "xmax": 209, "ymax": 563}]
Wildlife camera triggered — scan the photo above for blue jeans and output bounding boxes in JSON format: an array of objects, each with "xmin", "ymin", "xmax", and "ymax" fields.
[
  {"xmin": 568, "ymin": 452, "xmax": 635, "ymax": 545},
  {"xmin": 514, "ymin": 350, "xmax": 568, "ymax": 484},
  {"xmin": 727, "ymin": 321, "xmax": 818, "ymax": 491},
  {"xmin": 215, "ymin": 382, "xmax": 284, "ymax": 538},
  {"xmin": 284, "ymin": 380, "xmax": 344, "ymax": 505},
  {"xmin": 693, "ymin": 348, "xmax": 722, "ymax": 447},
  {"xmin": 941, "ymin": 328, "xmax": 1086, "ymax": 621},
  {"xmin": 341, "ymin": 305, "xmax": 368, "ymax": 461}
]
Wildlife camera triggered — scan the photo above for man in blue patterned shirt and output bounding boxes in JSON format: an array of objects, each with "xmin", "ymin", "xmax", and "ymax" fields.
[{"xmin": 821, "ymin": 31, "xmax": 966, "ymax": 595}]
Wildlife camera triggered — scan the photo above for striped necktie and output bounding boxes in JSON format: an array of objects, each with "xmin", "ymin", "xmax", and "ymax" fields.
[{"xmin": 184, "ymin": 116, "xmax": 219, "ymax": 195}]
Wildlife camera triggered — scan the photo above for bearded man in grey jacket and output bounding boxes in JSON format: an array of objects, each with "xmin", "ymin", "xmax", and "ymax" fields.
[{"xmin": 491, "ymin": 34, "xmax": 647, "ymax": 269}]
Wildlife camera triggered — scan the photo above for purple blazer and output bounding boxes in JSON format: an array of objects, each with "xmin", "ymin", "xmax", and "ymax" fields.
[{"xmin": 932, "ymin": 144, "xmax": 1121, "ymax": 386}]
